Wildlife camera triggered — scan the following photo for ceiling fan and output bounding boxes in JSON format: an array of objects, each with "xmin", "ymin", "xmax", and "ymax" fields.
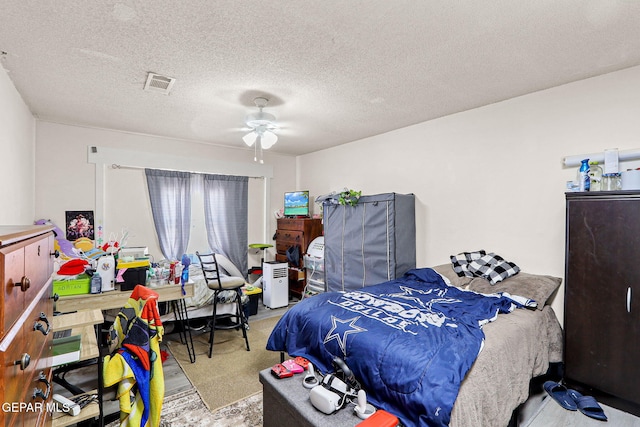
[{"xmin": 242, "ymin": 97, "xmax": 278, "ymax": 163}]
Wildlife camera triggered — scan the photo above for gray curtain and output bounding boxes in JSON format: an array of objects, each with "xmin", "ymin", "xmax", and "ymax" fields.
[
  {"xmin": 145, "ymin": 168, "xmax": 192, "ymax": 260},
  {"xmin": 202, "ymin": 174, "xmax": 248, "ymax": 278}
]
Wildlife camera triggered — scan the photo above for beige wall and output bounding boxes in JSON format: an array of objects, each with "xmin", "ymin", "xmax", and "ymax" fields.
[
  {"xmin": 9, "ymin": 61, "xmax": 640, "ymax": 321},
  {"xmin": 34, "ymin": 121, "xmax": 296, "ymax": 266},
  {"xmin": 297, "ymin": 65, "xmax": 640, "ymax": 322},
  {"xmin": 0, "ymin": 66, "xmax": 36, "ymax": 223}
]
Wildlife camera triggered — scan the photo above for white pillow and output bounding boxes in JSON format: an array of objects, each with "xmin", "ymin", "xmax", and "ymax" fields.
[{"xmin": 214, "ymin": 253, "xmax": 245, "ymax": 279}]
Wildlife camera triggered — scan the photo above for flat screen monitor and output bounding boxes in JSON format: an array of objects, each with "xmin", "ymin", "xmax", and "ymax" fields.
[{"xmin": 284, "ymin": 191, "xmax": 310, "ymax": 217}]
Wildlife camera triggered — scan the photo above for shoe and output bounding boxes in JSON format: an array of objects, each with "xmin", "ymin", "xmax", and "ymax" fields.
[
  {"xmin": 543, "ymin": 381, "xmax": 578, "ymax": 411},
  {"xmin": 567, "ymin": 389, "xmax": 608, "ymax": 421}
]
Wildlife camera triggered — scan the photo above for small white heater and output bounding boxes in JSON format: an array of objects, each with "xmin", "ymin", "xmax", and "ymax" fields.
[{"xmin": 263, "ymin": 261, "xmax": 289, "ymax": 309}]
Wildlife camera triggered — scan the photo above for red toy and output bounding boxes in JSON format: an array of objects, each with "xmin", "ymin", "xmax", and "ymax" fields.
[{"xmin": 271, "ymin": 363, "xmax": 293, "ymax": 379}]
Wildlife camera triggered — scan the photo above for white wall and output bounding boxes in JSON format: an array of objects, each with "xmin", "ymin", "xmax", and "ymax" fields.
[
  {"xmin": 0, "ymin": 66, "xmax": 36, "ymax": 223},
  {"xmin": 297, "ymin": 65, "xmax": 640, "ymax": 322},
  {"xmin": 34, "ymin": 122, "xmax": 297, "ymax": 266}
]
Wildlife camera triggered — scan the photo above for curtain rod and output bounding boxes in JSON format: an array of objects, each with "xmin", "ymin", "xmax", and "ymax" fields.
[{"xmin": 110, "ymin": 164, "xmax": 263, "ymax": 178}]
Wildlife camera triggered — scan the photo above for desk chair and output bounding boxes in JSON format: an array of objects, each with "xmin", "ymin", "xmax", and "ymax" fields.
[{"xmin": 195, "ymin": 251, "xmax": 250, "ymax": 358}]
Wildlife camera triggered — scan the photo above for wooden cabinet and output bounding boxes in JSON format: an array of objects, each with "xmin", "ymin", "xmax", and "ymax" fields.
[
  {"xmin": 275, "ymin": 218, "xmax": 322, "ymax": 299},
  {"xmin": 564, "ymin": 191, "xmax": 640, "ymax": 416},
  {"xmin": 0, "ymin": 225, "xmax": 55, "ymax": 427}
]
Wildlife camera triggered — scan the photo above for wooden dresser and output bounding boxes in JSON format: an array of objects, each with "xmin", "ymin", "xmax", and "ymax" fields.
[
  {"xmin": 0, "ymin": 225, "xmax": 55, "ymax": 427},
  {"xmin": 275, "ymin": 218, "xmax": 322, "ymax": 299}
]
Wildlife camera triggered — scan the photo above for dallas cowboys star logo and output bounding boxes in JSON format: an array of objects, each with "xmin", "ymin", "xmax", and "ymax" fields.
[{"xmin": 323, "ymin": 315, "xmax": 367, "ymax": 355}]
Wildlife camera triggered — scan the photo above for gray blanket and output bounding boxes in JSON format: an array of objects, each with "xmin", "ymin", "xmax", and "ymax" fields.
[{"xmin": 450, "ymin": 305, "xmax": 563, "ymax": 427}]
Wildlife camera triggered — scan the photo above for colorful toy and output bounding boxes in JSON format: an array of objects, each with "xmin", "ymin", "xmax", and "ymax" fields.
[
  {"xmin": 34, "ymin": 219, "xmax": 76, "ymax": 258},
  {"xmin": 56, "ymin": 258, "xmax": 89, "ymax": 275},
  {"xmin": 74, "ymin": 237, "xmax": 94, "ymax": 252}
]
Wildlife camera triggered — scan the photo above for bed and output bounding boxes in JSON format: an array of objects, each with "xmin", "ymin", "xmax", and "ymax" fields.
[{"xmin": 265, "ymin": 264, "xmax": 563, "ymax": 427}]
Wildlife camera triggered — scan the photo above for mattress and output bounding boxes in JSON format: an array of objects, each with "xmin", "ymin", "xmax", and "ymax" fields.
[{"xmin": 450, "ymin": 304, "xmax": 562, "ymax": 426}]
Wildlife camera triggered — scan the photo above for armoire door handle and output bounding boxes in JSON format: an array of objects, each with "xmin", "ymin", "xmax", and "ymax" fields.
[{"xmin": 627, "ymin": 287, "xmax": 632, "ymax": 313}]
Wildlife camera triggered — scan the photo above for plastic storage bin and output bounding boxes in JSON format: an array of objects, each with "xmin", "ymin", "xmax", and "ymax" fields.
[
  {"xmin": 244, "ymin": 286, "xmax": 263, "ymax": 316},
  {"xmin": 53, "ymin": 274, "xmax": 91, "ymax": 296},
  {"xmin": 119, "ymin": 267, "xmax": 148, "ymax": 291}
]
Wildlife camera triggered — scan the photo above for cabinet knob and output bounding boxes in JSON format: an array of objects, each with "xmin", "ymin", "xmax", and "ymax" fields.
[
  {"xmin": 14, "ymin": 353, "xmax": 31, "ymax": 370},
  {"xmin": 16, "ymin": 276, "xmax": 31, "ymax": 292},
  {"xmin": 33, "ymin": 312, "xmax": 51, "ymax": 335},
  {"xmin": 50, "ymin": 249, "xmax": 60, "ymax": 258}
]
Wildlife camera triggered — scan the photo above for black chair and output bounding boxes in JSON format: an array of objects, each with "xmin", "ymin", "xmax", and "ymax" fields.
[{"xmin": 195, "ymin": 251, "xmax": 250, "ymax": 358}]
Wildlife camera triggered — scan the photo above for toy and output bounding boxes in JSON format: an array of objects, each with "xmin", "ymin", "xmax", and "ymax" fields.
[
  {"xmin": 74, "ymin": 237, "xmax": 94, "ymax": 252},
  {"xmin": 56, "ymin": 258, "xmax": 89, "ymax": 275},
  {"xmin": 102, "ymin": 231, "xmax": 125, "ymax": 255},
  {"xmin": 34, "ymin": 219, "xmax": 76, "ymax": 258}
]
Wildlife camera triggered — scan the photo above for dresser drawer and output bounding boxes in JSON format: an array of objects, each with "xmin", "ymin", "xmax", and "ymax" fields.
[
  {"xmin": 0, "ymin": 266, "xmax": 53, "ymax": 427},
  {"xmin": 1, "ymin": 233, "xmax": 53, "ymax": 340},
  {"xmin": 276, "ymin": 218, "xmax": 307, "ymax": 231},
  {"xmin": 1, "ymin": 245, "xmax": 26, "ymax": 339},
  {"xmin": 275, "ymin": 230, "xmax": 303, "ymax": 248},
  {"xmin": 24, "ymin": 367, "xmax": 53, "ymax": 427},
  {"xmin": 24, "ymin": 280, "xmax": 54, "ymax": 380},
  {"xmin": 23, "ymin": 235, "xmax": 53, "ymax": 305},
  {"xmin": 0, "ymin": 226, "xmax": 53, "ymax": 427},
  {"xmin": 1, "ymin": 324, "xmax": 26, "ymax": 427}
]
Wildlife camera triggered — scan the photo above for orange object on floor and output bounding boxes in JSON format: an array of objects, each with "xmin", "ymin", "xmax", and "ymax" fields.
[{"xmin": 356, "ymin": 409, "xmax": 400, "ymax": 427}]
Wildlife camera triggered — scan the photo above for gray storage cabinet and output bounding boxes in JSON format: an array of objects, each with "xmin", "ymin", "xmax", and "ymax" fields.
[{"xmin": 323, "ymin": 192, "xmax": 416, "ymax": 292}]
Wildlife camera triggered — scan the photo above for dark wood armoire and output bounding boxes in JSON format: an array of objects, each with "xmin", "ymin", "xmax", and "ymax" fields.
[{"xmin": 564, "ymin": 191, "xmax": 640, "ymax": 417}]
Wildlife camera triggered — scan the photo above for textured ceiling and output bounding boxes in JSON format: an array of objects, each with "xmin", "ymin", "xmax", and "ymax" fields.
[{"xmin": 2, "ymin": 1, "xmax": 640, "ymax": 156}]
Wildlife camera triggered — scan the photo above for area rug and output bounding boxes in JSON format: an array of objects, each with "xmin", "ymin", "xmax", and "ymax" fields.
[
  {"xmin": 105, "ymin": 388, "xmax": 263, "ymax": 427},
  {"xmin": 167, "ymin": 315, "xmax": 283, "ymax": 412}
]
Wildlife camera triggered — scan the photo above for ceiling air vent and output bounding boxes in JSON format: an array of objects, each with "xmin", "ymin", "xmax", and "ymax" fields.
[{"xmin": 144, "ymin": 72, "xmax": 175, "ymax": 95}]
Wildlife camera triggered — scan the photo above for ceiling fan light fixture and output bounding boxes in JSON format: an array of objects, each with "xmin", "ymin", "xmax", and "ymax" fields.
[
  {"xmin": 241, "ymin": 96, "xmax": 279, "ymax": 161},
  {"xmin": 242, "ymin": 132, "xmax": 257, "ymax": 147},
  {"xmin": 260, "ymin": 130, "xmax": 278, "ymax": 149}
]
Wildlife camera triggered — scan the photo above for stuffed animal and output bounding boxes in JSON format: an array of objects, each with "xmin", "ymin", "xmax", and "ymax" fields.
[
  {"xmin": 74, "ymin": 237, "xmax": 94, "ymax": 252},
  {"xmin": 34, "ymin": 219, "xmax": 77, "ymax": 258}
]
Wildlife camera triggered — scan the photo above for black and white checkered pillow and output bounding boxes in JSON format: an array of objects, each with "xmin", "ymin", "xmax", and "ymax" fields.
[
  {"xmin": 450, "ymin": 250, "xmax": 487, "ymax": 277},
  {"xmin": 467, "ymin": 253, "xmax": 520, "ymax": 285}
]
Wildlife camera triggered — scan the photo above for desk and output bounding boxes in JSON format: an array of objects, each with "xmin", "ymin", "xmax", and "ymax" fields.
[
  {"xmin": 57, "ymin": 283, "xmax": 196, "ymax": 363},
  {"xmin": 56, "ymin": 283, "xmax": 194, "ymax": 312}
]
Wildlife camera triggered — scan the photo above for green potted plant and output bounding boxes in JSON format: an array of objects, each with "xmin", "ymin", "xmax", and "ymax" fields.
[{"xmin": 338, "ymin": 189, "xmax": 361, "ymax": 207}]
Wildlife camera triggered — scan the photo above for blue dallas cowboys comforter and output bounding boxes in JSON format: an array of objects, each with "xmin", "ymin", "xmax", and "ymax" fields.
[{"xmin": 266, "ymin": 268, "xmax": 525, "ymax": 427}]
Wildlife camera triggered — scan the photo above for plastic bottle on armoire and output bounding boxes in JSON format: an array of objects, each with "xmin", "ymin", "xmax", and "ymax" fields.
[
  {"xmin": 578, "ymin": 159, "xmax": 591, "ymax": 192},
  {"xmin": 589, "ymin": 161, "xmax": 603, "ymax": 191}
]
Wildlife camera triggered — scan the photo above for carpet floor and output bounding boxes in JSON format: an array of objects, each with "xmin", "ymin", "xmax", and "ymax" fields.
[
  {"xmin": 106, "ymin": 388, "xmax": 263, "ymax": 427},
  {"xmin": 167, "ymin": 315, "xmax": 283, "ymax": 412}
]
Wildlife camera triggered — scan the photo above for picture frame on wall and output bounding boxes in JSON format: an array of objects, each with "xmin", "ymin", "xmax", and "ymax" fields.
[{"xmin": 65, "ymin": 210, "xmax": 95, "ymax": 241}]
